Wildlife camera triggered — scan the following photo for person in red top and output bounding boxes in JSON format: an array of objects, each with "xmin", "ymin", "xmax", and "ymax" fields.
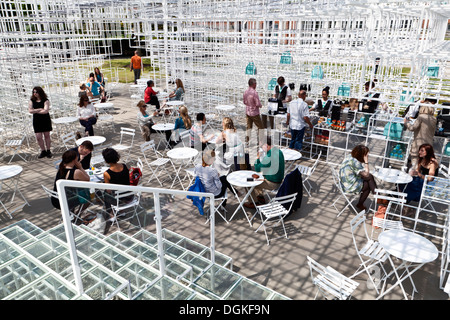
[
  {"xmin": 144, "ymin": 80, "xmax": 160, "ymax": 110},
  {"xmin": 130, "ymin": 51, "xmax": 143, "ymax": 84}
]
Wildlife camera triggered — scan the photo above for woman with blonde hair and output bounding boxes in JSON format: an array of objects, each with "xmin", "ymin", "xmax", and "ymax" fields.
[
  {"xmin": 136, "ymin": 100, "xmax": 158, "ymax": 141},
  {"xmin": 404, "ymin": 103, "xmax": 437, "ymax": 167},
  {"xmin": 216, "ymin": 117, "xmax": 243, "ymax": 165}
]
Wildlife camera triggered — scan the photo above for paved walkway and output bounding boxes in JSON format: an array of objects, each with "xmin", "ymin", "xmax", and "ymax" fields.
[{"xmin": 0, "ymin": 83, "xmax": 448, "ymax": 300}]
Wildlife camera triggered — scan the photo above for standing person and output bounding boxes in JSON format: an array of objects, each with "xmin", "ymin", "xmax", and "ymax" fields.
[
  {"xmin": 404, "ymin": 104, "xmax": 437, "ymax": 168},
  {"xmin": 244, "ymin": 137, "xmax": 285, "ymax": 208},
  {"xmin": 136, "ymin": 100, "xmax": 158, "ymax": 141},
  {"xmin": 339, "ymin": 145, "xmax": 377, "ymax": 212},
  {"xmin": 130, "ymin": 50, "xmax": 143, "ymax": 84},
  {"xmin": 28, "ymin": 86, "xmax": 53, "ymax": 158},
  {"xmin": 286, "ymin": 89, "xmax": 314, "ymax": 151},
  {"xmin": 361, "ymin": 81, "xmax": 380, "ymax": 113},
  {"xmin": 312, "ymin": 86, "xmax": 334, "ymax": 116},
  {"xmin": 144, "ymin": 80, "xmax": 160, "ymax": 110},
  {"xmin": 263, "ymin": 76, "xmax": 293, "ymax": 129},
  {"xmin": 70, "ymin": 140, "xmax": 94, "ymax": 170},
  {"xmin": 243, "ymin": 78, "xmax": 264, "ymax": 143},
  {"xmin": 76, "ymin": 96, "xmax": 97, "ymax": 136}
]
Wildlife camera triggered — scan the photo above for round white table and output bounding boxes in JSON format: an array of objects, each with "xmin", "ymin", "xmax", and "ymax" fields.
[
  {"xmin": 377, "ymin": 229, "xmax": 439, "ymax": 300},
  {"xmin": 94, "ymin": 102, "xmax": 114, "ymax": 113},
  {"xmin": 86, "ymin": 166, "xmax": 108, "ymax": 182},
  {"xmin": 215, "ymin": 105, "xmax": 235, "ymax": 112},
  {"xmin": 76, "ymin": 136, "xmax": 106, "ymax": 146},
  {"xmin": 166, "ymin": 100, "xmax": 184, "ymax": 107},
  {"xmin": 52, "ymin": 116, "xmax": 78, "ymax": 125},
  {"xmin": 152, "ymin": 123, "xmax": 175, "ymax": 149},
  {"xmin": 0, "ymin": 165, "xmax": 29, "ymax": 219},
  {"xmin": 226, "ymin": 170, "xmax": 263, "ymax": 226},
  {"xmin": 281, "ymin": 148, "xmax": 302, "ymax": 161},
  {"xmin": 167, "ymin": 147, "xmax": 199, "ymax": 190},
  {"xmin": 372, "ymin": 168, "xmax": 412, "ymax": 190},
  {"xmin": 282, "ymin": 148, "xmax": 302, "ymax": 172},
  {"xmin": 157, "ymin": 92, "xmax": 169, "ymax": 99}
]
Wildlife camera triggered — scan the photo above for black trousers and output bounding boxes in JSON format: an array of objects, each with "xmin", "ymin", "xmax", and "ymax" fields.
[{"xmin": 358, "ymin": 173, "xmax": 377, "ymax": 207}]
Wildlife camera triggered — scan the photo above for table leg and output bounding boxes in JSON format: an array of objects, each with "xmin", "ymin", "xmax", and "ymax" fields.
[{"xmin": 228, "ymin": 185, "xmax": 256, "ymax": 226}]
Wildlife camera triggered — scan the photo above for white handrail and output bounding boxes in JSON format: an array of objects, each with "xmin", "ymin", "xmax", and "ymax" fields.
[{"xmin": 56, "ymin": 179, "xmax": 216, "ymax": 296}]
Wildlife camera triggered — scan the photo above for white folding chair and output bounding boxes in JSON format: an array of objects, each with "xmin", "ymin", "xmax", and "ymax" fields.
[
  {"xmin": 41, "ymin": 185, "xmax": 85, "ymax": 224},
  {"xmin": 205, "ymin": 190, "xmax": 229, "ymax": 224},
  {"xmin": 60, "ymin": 131, "xmax": 77, "ymax": 151},
  {"xmin": 254, "ymin": 193, "xmax": 297, "ymax": 246},
  {"xmin": 369, "ymin": 188, "xmax": 407, "ymax": 233},
  {"xmin": 307, "ymin": 256, "xmax": 359, "ymax": 300},
  {"xmin": 109, "ymin": 190, "xmax": 142, "ymax": 232},
  {"xmin": 329, "ymin": 164, "xmax": 360, "ymax": 217},
  {"xmin": 179, "ymin": 129, "xmax": 191, "ymax": 148},
  {"xmin": 140, "ymin": 140, "xmax": 174, "ymax": 186},
  {"xmin": 111, "ymin": 127, "xmax": 135, "ymax": 162},
  {"xmin": 97, "ymin": 113, "xmax": 115, "ymax": 134},
  {"xmin": 4, "ymin": 134, "xmax": 27, "ymax": 163},
  {"xmin": 439, "ymin": 163, "xmax": 449, "ymax": 178},
  {"xmin": 349, "ymin": 210, "xmax": 389, "ymax": 295},
  {"xmin": 296, "ymin": 151, "xmax": 321, "ymax": 197}
]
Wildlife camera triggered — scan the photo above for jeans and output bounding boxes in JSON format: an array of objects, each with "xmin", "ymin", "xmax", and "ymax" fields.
[
  {"xmin": 79, "ymin": 117, "xmax": 97, "ymax": 136},
  {"xmin": 289, "ymin": 127, "xmax": 305, "ymax": 150}
]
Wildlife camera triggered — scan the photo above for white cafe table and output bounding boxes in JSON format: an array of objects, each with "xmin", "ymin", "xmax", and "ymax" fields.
[
  {"xmin": 52, "ymin": 116, "xmax": 78, "ymax": 125},
  {"xmin": 76, "ymin": 136, "xmax": 106, "ymax": 146},
  {"xmin": 86, "ymin": 167, "xmax": 108, "ymax": 183},
  {"xmin": 166, "ymin": 100, "xmax": 184, "ymax": 107},
  {"xmin": 281, "ymin": 148, "xmax": 302, "ymax": 172},
  {"xmin": 94, "ymin": 102, "xmax": 114, "ymax": 113},
  {"xmin": 152, "ymin": 123, "xmax": 175, "ymax": 149},
  {"xmin": 372, "ymin": 167, "xmax": 412, "ymax": 191},
  {"xmin": 215, "ymin": 105, "xmax": 235, "ymax": 113},
  {"xmin": 157, "ymin": 92, "xmax": 169, "ymax": 99},
  {"xmin": 226, "ymin": 170, "xmax": 263, "ymax": 226},
  {"xmin": 377, "ymin": 229, "xmax": 439, "ymax": 300},
  {"xmin": 167, "ymin": 147, "xmax": 199, "ymax": 190},
  {"xmin": 0, "ymin": 165, "xmax": 30, "ymax": 219}
]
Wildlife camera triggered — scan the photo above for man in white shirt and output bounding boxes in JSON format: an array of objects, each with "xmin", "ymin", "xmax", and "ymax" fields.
[{"xmin": 286, "ymin": 89, "xmax": 314, "ymax": 151}]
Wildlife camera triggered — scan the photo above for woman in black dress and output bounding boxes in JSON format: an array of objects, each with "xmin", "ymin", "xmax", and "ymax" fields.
[{"xmin": 28, "ymin": 86, "xmax": 53, "ymax": 158}]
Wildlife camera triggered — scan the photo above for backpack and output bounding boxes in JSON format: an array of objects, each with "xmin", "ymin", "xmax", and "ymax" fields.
[{"xmin": 129, "ymin": 167, "xmax": 142, "ymax": 186}]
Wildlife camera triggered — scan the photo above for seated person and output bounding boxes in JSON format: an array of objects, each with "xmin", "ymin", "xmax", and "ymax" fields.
[
  {"xmin": 136, "ymin": 100, "xmax": 158, "ymax": 141},
  {"xmin": 244, "ymin": 137, "xmax": 285, "ymax": 208},
  {"xmin": 51, "ymin": 150, "xmax": 90, "ymax": 216},
  {"xmin": 78, "ymin": 83, "xmax": 93, "ymax": 99},
  {"xmin": 144, "ymin": 80, "xmax": 160, "ymax": 110},
  {"xmin": 339, "ymin": 145, "xmax": 377, "ymax": 211},
  {"xmin": 403, "ymin": 143, "xmax": 439, "ymax": 206},
  {"xmin": 190, "ymin": 112, "xmax": 214, "ymax": 151},
  {"xmin": 169, "ymin": 78, "xmax": 185, "ymax": 101},
  {"xmin": 70, "ymin": 140, "xmax": 94, "ymax": 170},
  {"xmin": 86, "ymin": 74, "xmax": 104, "ymax": 100},
  {"xmin": 77, "ymin": 96, "xmax": 97, "ymax": 136},
  {"xmin": 215, "ymin": 117, "xmax": 244, "ymax": 166},
  {"xmin": 194, "ymin": 150, "xmax": 232, "ymax": 204},
  {"xmin": 170, "ymin": 106, "xmax": 192, "ymax": 146},
  {"xmin": 101, "ymin": 148, "xmax": 132, "ymax": 222}
]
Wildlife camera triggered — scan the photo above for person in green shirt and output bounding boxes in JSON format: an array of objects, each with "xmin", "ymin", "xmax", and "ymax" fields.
[{"xmin": 244, "ymin": 137, "xmax": 285, "ymax": 209}]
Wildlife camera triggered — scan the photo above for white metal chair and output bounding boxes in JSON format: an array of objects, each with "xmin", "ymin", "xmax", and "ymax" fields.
[
  {"xmin": 4, "ymin": 134, "xmax": 27, "ymax": 163},
  {"xmin": 349, "ymin": 210, "xmax": 389, "ymax": 295},
  {"xmin": 60, "ymin": 131, "xmax": 77, "ymax": 151},
  {"xmin": 205, "ymin": 190, "xmax": 229, "ymax": 224},
  {"xmin": 109, "ymin": 190, "xmax": 142, "ymax": 232},
  {"xmin": 296, "ymin": 150, "xmax": 321, "ymax": 197},
  {"xmin": 254, "ymin": 193, "xmax": 297, "ymax": 246},
  {"xmin": 140, "ymin": 140, "xmax": 174, "ymax": 186},
  {"xmin": 306, "ymin": 256, "xmax": 359, "ymax": 300},
  {"xmin": 329, "ymin": 164, "xmax": 359, "ymax": 217},
  {"xmin": 111, "ymin": 127, "xmax": 135, "ymax": 163},
  {"xmin": 41, "ymin": 185, "xmax": 85, "ymax": 224},
  {"xmin": 439, "ymin": 163, "xmax": 449, "ymax": 178},
  {"xmin": 97, "ymin": 113, "xmax": 115, "ymax": 134}
]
